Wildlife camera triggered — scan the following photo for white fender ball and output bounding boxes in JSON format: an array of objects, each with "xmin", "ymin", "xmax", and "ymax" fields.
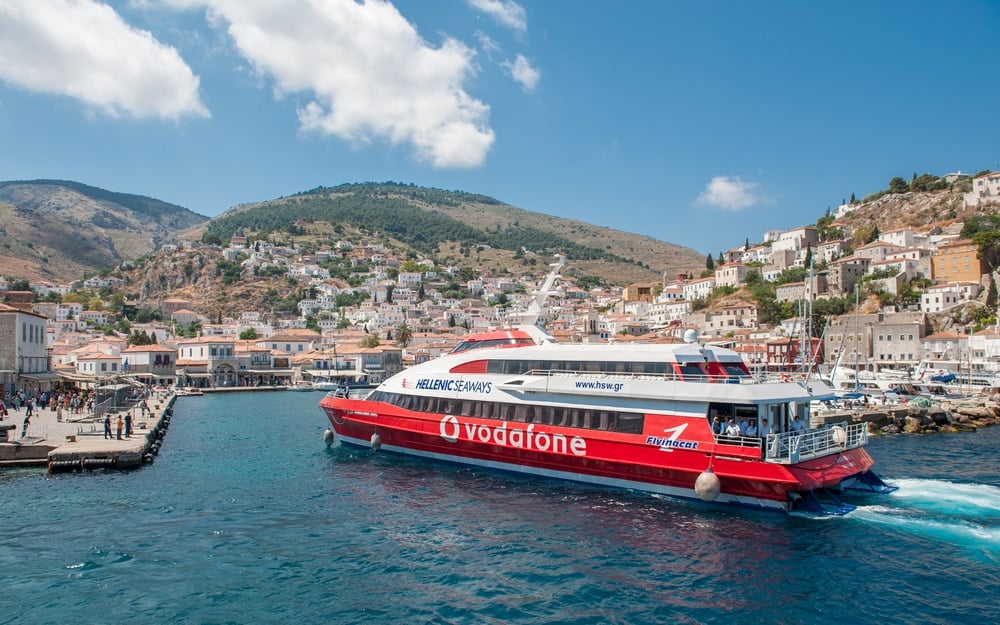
[
  {"xmin": 370, "ymin": 432, "xmax": 382, "ymax": 451},
  {"xmin": 323, "ymin": 429, "xmax": 335, "ymax": 447},
  {"xmin": 831, "ymin": 425, "xmax": 847, "ymax": 446},
  {"xmin": 695, "ymin": 468, "xmax": 721, "ymax": 502}
]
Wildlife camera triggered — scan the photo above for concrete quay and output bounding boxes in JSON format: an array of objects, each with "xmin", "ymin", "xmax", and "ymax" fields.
[{"xmin": 0, "ymin": 391, "xmax": 177, "ymax": 471}]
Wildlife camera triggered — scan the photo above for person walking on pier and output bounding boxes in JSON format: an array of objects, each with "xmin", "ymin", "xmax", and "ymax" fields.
[
  {"xmin": 104, "ymin": 415, "xmax": 112, "ymax": 439},
  {"xmin": 116, "ymin": 415, "xmax": 124, "ymax": 440},
  {"xmin": 124, "ymin": 413, "xmax": 132, "ymax": 438}
]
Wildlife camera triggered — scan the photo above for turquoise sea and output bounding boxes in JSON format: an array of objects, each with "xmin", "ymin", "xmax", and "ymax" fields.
[{"xmin": 1, "ymin": 391, "xmax": 997, "ymax": 625}]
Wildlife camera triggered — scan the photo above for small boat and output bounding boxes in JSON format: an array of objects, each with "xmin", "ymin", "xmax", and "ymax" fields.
[{"xmin": 289, "ymin": 382, "xmax": 315, "ymax": 392}]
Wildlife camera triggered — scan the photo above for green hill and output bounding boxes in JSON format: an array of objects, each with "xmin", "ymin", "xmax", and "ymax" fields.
[{"xmin": 190, "ymin": 182, "xmax": 704, "ymax": 285}]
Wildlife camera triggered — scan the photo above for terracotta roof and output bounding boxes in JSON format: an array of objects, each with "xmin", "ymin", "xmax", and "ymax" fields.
[{"xmin": 122, "ymin": 344, "xmax": 176, "ymax": 353}]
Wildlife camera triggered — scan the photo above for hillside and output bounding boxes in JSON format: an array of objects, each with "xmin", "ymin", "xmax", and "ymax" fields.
[
  {"xmin": 182, "ymin": 182, "xmax": 705, "ymax": 286},
  {"xmin": 828, "ymin": 185, "xmax": 972, "ymax": 239},
  {"xmin": 0, "ymin": 180, "xmax": 208, "ymax": 282}
]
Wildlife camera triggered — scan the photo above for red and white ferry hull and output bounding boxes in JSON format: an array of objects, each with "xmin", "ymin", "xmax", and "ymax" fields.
[{"xmin": 320, "ymin": 394, "xmax": 880, "ymax": 514}]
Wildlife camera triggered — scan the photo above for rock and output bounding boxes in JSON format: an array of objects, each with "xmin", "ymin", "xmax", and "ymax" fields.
[
  {"xmin": 904, "ymin": 416, "xmax": 925, "ymax": 433},
  {"xmin": 928, "ymin": 409, "xmax": 951, "ymax": 426},
  {"xmin": 860, "ymin": 412, "xmax": 889, "ymax": 428},
  {"xmin": 954, "ymin": 406, "xmax": 994, "ymax": 421}
]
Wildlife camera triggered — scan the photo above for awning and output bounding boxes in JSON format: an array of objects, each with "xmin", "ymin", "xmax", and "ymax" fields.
[
  {"xmin": 17, "ymin": 372, "xmax": 61, "ymax": 380},
  {"xmin": 183, "ymin": 373, "xmax": 212, "ymax": 378},
  {"xmin": 57, "ymin": 372, "xmax": 101, "ymax": 382}
]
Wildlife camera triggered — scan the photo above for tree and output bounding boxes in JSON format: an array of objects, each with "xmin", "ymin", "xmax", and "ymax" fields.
[
  {"xmin": 888, "ymin": 176, "xmax": 910, "ymax": 194},
  {"xmin": 359, "ymin": 335, "xmax": 381, "ymax": 348},
  {"xmin": 705, "ymin": 253, "xmax": 715, "ymax": 272},
  {"xmin": 962, "ymin": 216, "xmax": 1000, "ymax": 272},
  {"xmin": 989, "ymin": 274, "xmax": 999, "ymax": 311},
  {"xmin": 717, "ymin": 252, "xmax": 725, "ymax": 267},
  {"xmin": 239, "ymin": 327, "xmax": 258, "ymax": 340},
  {"xmin": 305, "ymin": 315, "xmax": 320, "ymax": 333},
  {"xmin": 744, "ymin": 237, "xmax": 750, "ymax": 251},
  {"xmin": 396, "ymin": 322, "xmax": 413, "ymax": 348}
]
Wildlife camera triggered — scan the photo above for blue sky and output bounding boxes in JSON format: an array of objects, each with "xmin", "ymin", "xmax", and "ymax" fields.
[{"xmin": 1, "ymin": 1, "xmax": 998, "ymax": 255}]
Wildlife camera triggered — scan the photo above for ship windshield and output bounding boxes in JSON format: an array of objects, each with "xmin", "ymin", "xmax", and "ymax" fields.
[
  {"xmin": 450, "ymin": 337, "xmax": 535, "ymax": 354},
  {"xmin": 720, "ymin": 363, "xmax": 750, "ymax": 378}
]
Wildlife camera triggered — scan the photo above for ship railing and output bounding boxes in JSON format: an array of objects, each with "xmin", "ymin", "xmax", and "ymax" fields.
[
  {"xmin": 533, "ymin": 369, "xmax": 758, "ymax": 384},
  {"xmin": 714, "ymin": 434, "xmax": 763, "ymax": 450},
  {"xmin": 763, "ymin": 421, "xmax": 868, "ymax": 464}
]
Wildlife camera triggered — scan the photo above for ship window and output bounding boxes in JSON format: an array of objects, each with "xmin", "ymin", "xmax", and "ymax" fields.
[
  {"xmin": 617, "ymin": 414, "xmax": 643, "ymax": 434},
  {"xmin": 677, "ymin": 362, "xmax": 707, "ymax": 379},
  {"xmin": 721, "ymin": 364, "xmax": 749, "ymax": 378},
  {"xmin": 734, "ymin": 403, "xmax": 758, "ymax": 424},
  {"xmin": 366, "ymin": 395, "xmax": 647, "ymax": 435}
]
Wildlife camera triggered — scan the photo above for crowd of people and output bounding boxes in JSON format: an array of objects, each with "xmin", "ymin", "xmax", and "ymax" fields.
[
  {"xmin": 1, "ymin": 387, "xmax": 107, "ymax": 439},
  {"xmin": 1, "ymin": 388, "xmax": 98, "ymax": 421},
  {"xmin": 710, "ymin": 412, "xmax": 807, "ymax": 440}
]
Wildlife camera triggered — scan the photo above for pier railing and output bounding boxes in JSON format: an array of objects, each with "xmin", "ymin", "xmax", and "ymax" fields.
[{"xmin": 763, "ymin": 422, "xmax": 868, "ymax": 464}]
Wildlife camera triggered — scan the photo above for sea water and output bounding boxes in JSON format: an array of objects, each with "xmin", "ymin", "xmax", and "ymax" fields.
[{"xmin": 0, "ymin": 391, "xmax": 996, "ymax": 625}]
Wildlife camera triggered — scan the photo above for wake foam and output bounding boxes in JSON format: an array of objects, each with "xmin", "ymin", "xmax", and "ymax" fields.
[
  {"xmin": 887, "ymin": 478, "xmax": 1000, "ymax": 516},
  {"xmin": 851, "ymin": 478, "xmax": 1000, "ymax": 557}
]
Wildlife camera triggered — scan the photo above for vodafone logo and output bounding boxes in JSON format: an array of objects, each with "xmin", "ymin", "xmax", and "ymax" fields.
[{"xmin": 438, "ymin": 415, "xmax": 586, "ymax": 456}]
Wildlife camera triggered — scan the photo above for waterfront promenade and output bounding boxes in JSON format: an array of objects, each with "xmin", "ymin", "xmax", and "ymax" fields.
[{"xmin": 0, "ymin": 390, "xmax": 177, "ymax": 469}]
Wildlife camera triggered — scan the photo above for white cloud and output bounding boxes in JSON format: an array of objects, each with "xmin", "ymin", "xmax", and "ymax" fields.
[
  {"xmin": 474, "ymin": 30, "xmax": 502, "ymax": 59},
  {"xmin": 467, "ymin": 0, "xmax": 527, "ymax": 33},
  {"xmin": 696, "ymin": 176, "xmax": 759, "ymax": 211},
  {"xmin": 503, "ymin": 54, "xmax": 539, "ymax": 92},
  {"xmin": 0, "ymin": 0, "xmax": 208, "ymax": 120},
  {"xmin": 194, "ymin": 0, "xmax": 494, "ymax": 168}
]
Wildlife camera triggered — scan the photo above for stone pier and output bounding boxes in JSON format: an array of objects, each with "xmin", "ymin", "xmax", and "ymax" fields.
[{"xmin": 0, "ymin": 391, "xmax": 177, "ymax": 471}]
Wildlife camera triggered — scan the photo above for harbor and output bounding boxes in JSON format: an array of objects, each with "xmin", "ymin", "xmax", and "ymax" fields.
[
  {"xmin": 3, "ymin": 390, "xmax": 996, "ymax": 625},
  {"xmin": 0, "ymin": 389, "xmax": 177, "ymax": 470}
]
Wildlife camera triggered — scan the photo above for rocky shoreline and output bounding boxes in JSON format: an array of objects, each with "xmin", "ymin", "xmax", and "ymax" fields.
[{"xmin": 815, "ymin": 398, "xmax": 1000, "ymax": 435}]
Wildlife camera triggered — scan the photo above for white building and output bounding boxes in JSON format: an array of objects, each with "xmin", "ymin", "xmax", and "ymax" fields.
[
  {"xmin": 964, "ymin": 171, "xmax": 1000, "ymax": 208},
  {"xmin": 921, "ymin": 282, "xmax": 981, "ymax": 313},
  {"xmin": 682, "ymin": 277, "xmax": 716, "ymax": 301}
]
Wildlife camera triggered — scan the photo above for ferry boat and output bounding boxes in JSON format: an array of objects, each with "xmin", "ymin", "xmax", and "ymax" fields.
[{"xmin": 319, "ymin": 257, "xmax": 895, "ymax": 514}]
